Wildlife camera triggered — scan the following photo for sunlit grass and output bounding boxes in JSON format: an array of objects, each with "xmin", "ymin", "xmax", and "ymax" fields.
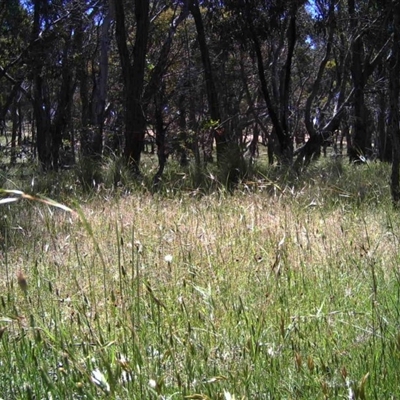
[{"xmin": 0, "ymin": 158, "xmax": 399, "ymax": 398}]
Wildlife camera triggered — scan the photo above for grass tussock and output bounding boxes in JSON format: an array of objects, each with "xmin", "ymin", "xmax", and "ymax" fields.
[{"xmin": 0, "ymin": 158, "xmax": 399, "ymax": 399}]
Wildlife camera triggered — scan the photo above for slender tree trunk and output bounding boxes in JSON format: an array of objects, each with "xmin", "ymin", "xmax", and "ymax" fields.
[
  {"xmin": 92, "ymin": 0, "xmax": 113, "ymax": 156},
  {"xmin": 0, "ymin": 81, "xmax": 22, "ymax": 125},
  {"xmin": 33, "ymin": 74, "xmax": 52, "ymax": 170},
  {"xmin": 377, "ymin": 91, "xmax": 391, "ymax": 161},
  {"xmin": 10, "ymin": 96, "xmax": 18, "ymax": 165},
  {"xmin": 189, "ymin": 0, "xmax": 228, "ymax": 164},
  {"xmin": 51, "ymin": 35, "xmax": 74, "ymax": 170},
  {"xmin": 304, "ymin": 0, "xmax": 335, "ymax": 138},
  {"xmin": 280, "ymin": 10, "xmax": 296, "ymax": 146},
  {"xmin": 74, "ymin": 4, "xmax": 91, "ymax": 157},
  {"xmin": 178, "ymin": 92, "xmax": 189, "ymax": 167},
  {"xmin": 18, "ymin": 101, "xmax": 23, "ymax": 146},
  {"xmin": 31, "ymin": 0, "xmax": 52, "ymax": 170},
  {"xmin": 244, "ymin": 3, "xmax": 298, "ymax": 163},
  {"xmin": 348, "ymin": 0, "xmax": 367, "ymax": 158},
  {"xmin": 153, "ymin": 90, "xmax": 167, "ymax": 186},
  {"xmin": 389, "ymin": 2, "xmax": 400, "ymax": 204},
  {"xmin": 348, "ymin": 0, "xmax": 391, "ymax": 160}
]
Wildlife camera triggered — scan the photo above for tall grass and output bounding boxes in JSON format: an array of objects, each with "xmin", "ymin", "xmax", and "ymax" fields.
[{"xmin": 0, "ymin": 158, "xmax": 399, "ymax": 399}]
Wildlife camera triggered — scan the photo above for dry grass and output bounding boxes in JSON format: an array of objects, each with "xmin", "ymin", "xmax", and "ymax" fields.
[{"xmin": 1, "ymin": 160, "xmax": 400, "ymax": 398}]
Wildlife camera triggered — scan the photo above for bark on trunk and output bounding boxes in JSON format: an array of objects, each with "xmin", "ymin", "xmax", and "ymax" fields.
[
  {"xmin": 245, "ymin": 3, "xmax": 298, "ymax": 163},
  {"xmin": 389, "ymin": 2, "xmax": 400, "ymax": 205},
  {"xmin": 31, "ymin": 0, "xmax": 52, "ymax": 170},
  {"xmin": 348, "ymin": 0, "xmax": 391, "ymax": 160},
  {"xmin": 51, "ymin": 37, "xmax": 74, "ymax": 170},
  {"xmin": 153, "ymin": 92, "xmax": 167, "ymax": 187},
  {"xmin": 33, "ymin": 74, "xmax": 52, "ymax": 170},
  {"xmin": 10, "ymin": 96, "xmax": 18, "ymax": 165},
  {"xmin": 115, "ymin": 0, "xmax": 150, "ymax": 172},
  {"xmin": 189, "ymin": 0, "xmax": 228, "ymax": 164},
  {"xmin": 92, "ymin": 1, "xmax": 113, "ymax": 156}
]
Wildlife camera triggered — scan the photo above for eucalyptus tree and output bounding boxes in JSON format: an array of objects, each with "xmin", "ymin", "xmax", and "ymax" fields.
[
  {"xmin": 75, "ymin": 0, "xmax": 114, "ymax": 158},
  {"xmin": 294, "ymin": 0, "xmax": 354, "ymax": 165},
  {"xmin": 222, "ymin": 0, "xmax": 308, "ymax": 163},
  {"xmin": 388, "ymin": 1, "xmax": 400, "ymax": 205},
  {"xmin": 188, "ymin": 0, "xmax": 234, "ymax": 167},
  {"xmin": 292, "ymin": 0, "xmax": 392, "ymax": 166},
  {"xmin": 27, "ymin": 0, "xmax": 107, "ymax": 170},
  {"xmin": 0, "ymin": 0, "xmax": 30, "ymax": 150},
  {"xmin": 114, "ymin": 0, "xmax": 188, "ymax": 174},
  {"xmin": 29, "ymin": 0, "xmax": 74, "ymax": 170},
  {"xmin": 347, "ymin": 0, "xmax": 392, "ymax": 160}
]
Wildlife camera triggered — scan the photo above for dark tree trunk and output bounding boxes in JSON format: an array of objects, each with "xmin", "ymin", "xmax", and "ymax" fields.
[
  {"xmin": 251, "ymin": 32, "xmax": 289, "ymax": 161},
  {"xmin": 389, "ymin": 2, "xmax": 400, "ymax": 204},
  {"xmin": 377, "ymin": 77, "xmax": 391, "ymax": 161},
  {"xmin": 10, "ymin": 96, "xmax": 18, "ymax": 165},
  {"xmin": 248, "ymin": 123, "xmax": 259, "ymax": 164},
  {"xmin": 18, "ymin": 101, "xmax": 23, "ymax": 146},
  {"xmin": 279, "ymin": 10, "xmax": 296, "ymax": 146},
  {"xmin": 91, "ymin": 0, "xmax": 113, "ymax": 157},
  {"xmin": 348, "ymin": 0, "xmax": 391, "ymax": 160},
  {"xmin": 33, "ymin": 74, "xmax": 52, "ymax": 170},
  {"xmin": 377, "ymin": 107, "xmax": 390, "ymax": 162},
  {"xmin": 115, "ymin": 1, "xmax": 186, "ymax": 172},
  {"xmin": 349, "ymin": 0, "xmax": 367, "ymax": 157},
  {"xmin": 189, "ymin": 0, "xmax": 229, "ymax": 165},
  {"xmin": 244, "ymin": 3, "xmax": 299, "ymax": 163},
  {"xmin": 178, "ymin": 92, "xmax": 189, "ymax": 167},
  {"xmin": 304, "ymin": 0, "xmax": 335, "ymax": 139},
  {"xmin": 115, "ymin": 0, "xmax": 150, "ymax": 172},
  {"xmin": 51, "ymin": 37, "xmax": 74, "ymax": 170},
  {"xmin": 0, "ymin": 81, "xmax": 22, "ymax": 126},
  {"xmin": 31, "ymin": 0, "xmax": 52, "ymax": 170},
  {"xmin": 153, "ymin": 91, "xmax": 167, "ymax": 187},
  {"xmin": 74, "ymin": 3, "xmax": 92, "ymax": 158},
  {"xmin": 31, "ymin": 1, "xmax": 75, "ymax": 171}
]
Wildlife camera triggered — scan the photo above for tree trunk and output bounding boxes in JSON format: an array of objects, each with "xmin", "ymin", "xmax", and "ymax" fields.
[
  {"xmin": 348, "ymin": 0, "xmax": 367, "ymax": 158},
  {"xmin": 389, "ymin": 2, "xmax": 400, "ymax": 205},
  {"xmin": 18, "ymin": 101, "xmax": 23, "ymax": 146},
  {"xmin": 348, "ymin": 0, "xmax": 391, "ymax": 160},
  {"xmin": 33, "ymin": 74, "xmax": 52, "ymax": 170},
  {"xmin": 153, "ymin": 90, "xmax": 167, "ymax": 187},
  {"xmin": 92, "ymin": 0, "xmax": 114, "ymax": 156},
  {"xmin": 244, "ymin": 3, "xmax": 299, "ymax": 163},
  {"xmin": 31, "ymin": 0, "xmax": 52, "ymax": 170},
  {"xmin": 115, "ymin": 0, "xmax": 150, "ymax": 172},
  {"xmin": 376, "ymin": 68, "xmax": 391, "ymax": 161},
  {"xmin": 10, "ymin": 96, "xmax": 18, "ymax": 165},
  {"xmin": 177, "ymin": 91, "xmax": 189, "ymax": 167},
  {"xmin": 51, "ymin": 36, "xmax": 74, "ymax": 170},
  {"xmin": 74, "ymin": 3, "xmax": 92, "ymax": 158},
  {"xmin": 189, "ymin": 0, "xmax": 229, "ymax": 165}
]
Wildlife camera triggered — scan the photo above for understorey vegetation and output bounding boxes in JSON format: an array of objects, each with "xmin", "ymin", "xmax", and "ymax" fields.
[{"xmin": 0, "ymin": 158, "xmax": 399, "ymax": 399}]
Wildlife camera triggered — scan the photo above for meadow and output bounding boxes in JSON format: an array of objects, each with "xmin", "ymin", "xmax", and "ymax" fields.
[{"xmin": 1, "ymin": 157, "xmax": 400, "ymax": 399}]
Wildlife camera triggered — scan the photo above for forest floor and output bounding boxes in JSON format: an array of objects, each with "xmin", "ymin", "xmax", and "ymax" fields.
[{"xmin": 0, "ymin": 156, "xmax": 399, "ymax": 399}]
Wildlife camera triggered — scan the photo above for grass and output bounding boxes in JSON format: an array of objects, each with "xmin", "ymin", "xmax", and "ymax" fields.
[{"xmin": 1, "ymin": 157, "xmax": 400, "ymax": 399}]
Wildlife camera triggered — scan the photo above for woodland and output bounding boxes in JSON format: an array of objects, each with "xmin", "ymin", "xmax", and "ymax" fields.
[
  {"xmin": 3, "ymin": 2, "xmax": 400, "ymax": 399},
  {"xmin": 0, "ymin": 0, "xmax": 400, "ymax": 199}
]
